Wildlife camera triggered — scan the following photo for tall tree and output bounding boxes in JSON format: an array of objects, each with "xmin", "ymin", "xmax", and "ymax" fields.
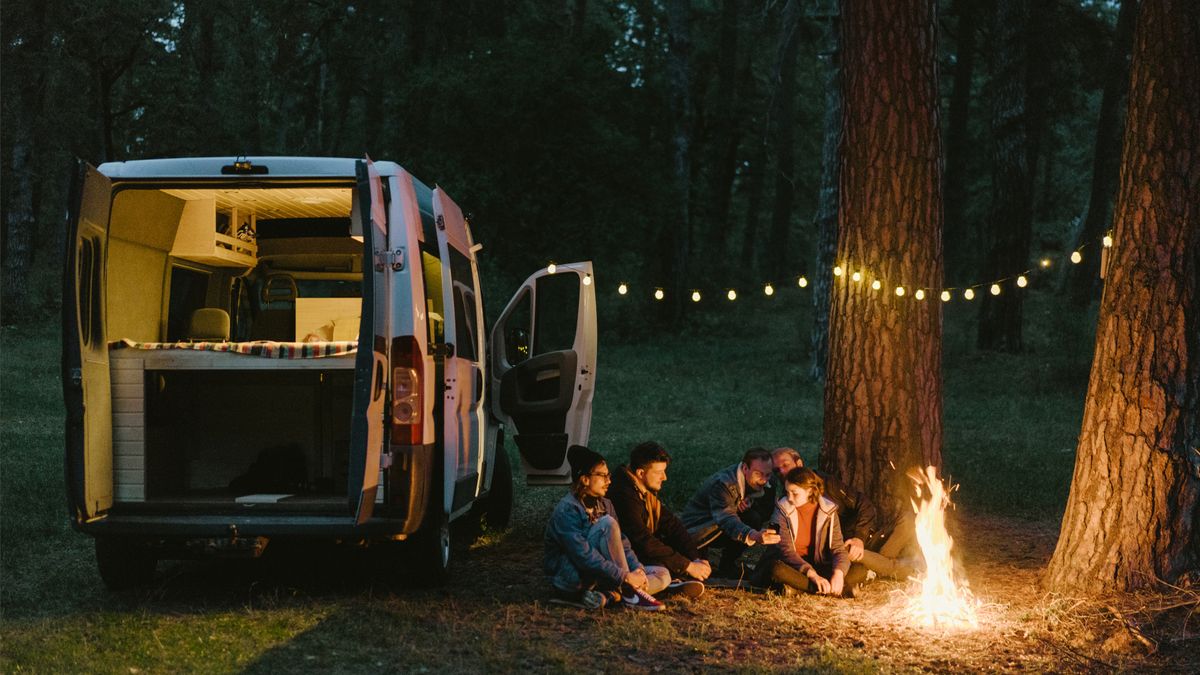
[
  {"xmin": 708, "ymin": 0, "xmax": 742, "ymax": 281},
  {"xmin": 1044, "ymin": 0, "xmax": 1199, "ymax": 593},
  {"xmin": 765, "ymin": 0, "xmax": 803, "ymax": 280},
  {"xmin": 665, "ymin": 0, "xmax": 692, "ymax": 321},
  {"xmin": 976, "ymin": 0, "xmax": 1033, "ymax": 352},
  {"xmin": 942, "ymin": 0, "xmax": 982, "ymax": 281},
  {"xmin": 1065, "ymin": 0, "xmax": 1139, "ymax": 307},
  {"xmin": 820, "ymin": 0, "xmax": 944, "ymax": 521},
  {"xmin": 810, "ymin": 0, "xmax": 841, "ymax": 383}
]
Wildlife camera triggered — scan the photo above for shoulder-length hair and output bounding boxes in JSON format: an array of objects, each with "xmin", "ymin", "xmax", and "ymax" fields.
[{"xmin": 783, "ymin": 467, "xmax": 824, "ymax": 504}]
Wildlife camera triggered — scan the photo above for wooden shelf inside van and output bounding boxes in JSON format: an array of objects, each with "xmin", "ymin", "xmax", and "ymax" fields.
[{"xmin": 171, "ymin": 198, "xmax": 258, "ymax": 267}]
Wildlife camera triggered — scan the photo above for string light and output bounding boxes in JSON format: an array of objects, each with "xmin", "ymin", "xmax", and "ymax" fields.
[
  {"xmin": 990, "ymin": 283, "xmax": 1001, "ymax": 296},
  {"xmin": 963, "ymin": 288, "xmax": 975, "ymax": 300},
  {"xmin": 852, "ymin": 271, "xmax": 862, "ymax": 282},
  {"xmin": 941, "ymin": 291, "xmax": 951, "ymax": 302},
  {"xmin": 1070, "ymin": 251, "xmax": 1083, "ymax": 264},
  {"xmin": 764, "ymin": 283, "xmax": 775, "ymax": 296},
  {"xmin": 1040, "ymin": 258, "xmax": 1052, "ymax": 268},
  {"xmin": 727, "ymin": 289, "xmax": 737, "ymax": 301},
  {"xmin": 582, "ymin": 273, "xmax": 592, "ymax": 286},
  {"xmin": 1017, "ymin": 275, "xmax": 1028, "ymax": 288},
  {"xmin": 895, "ymin": 286, "xmax": 905, "ymax": 297},
  {"xmin": 654, "ymin": 288, "xmax": 664, "ymax": 301},
  {"xmin": 1103, "ymin": 234, "xmax": 1113, "ymax": 248},
  {"xmin": 871, "ymin": 279, "xmax": 882, "ymax": 291},
  {"xmin": 915, "ymin": 289, "xmax": 925, "ymax": 300},
  {"xmin": 618, "ymin": 283, "xmax": 628, "ymax": 295},
  {"xmin": 691, "ymin": 290, "xmax": 701, "ymax": 303},
  {"xmin": 798, "ymin": 276, "xmax": 808, "ymax": 288},
  {"xmin": 833, "ymin": 265, "xmax": 844, "ymax": 277},
  {"xmin": 547, "ymin": 262, "xmax": 557, "ymax": 274}
]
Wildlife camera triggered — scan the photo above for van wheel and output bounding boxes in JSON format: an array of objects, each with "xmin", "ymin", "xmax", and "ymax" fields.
[
  {"xmin": 485, "ymin": 438, "xmax": 513, "ymax": 530},
  {"xmin": 95, "ymin": 537, "xmax": 156, "ymax": 590},
  {"xmin": 412, "ymin": 511, "xmax": 451, "ymax": 586}
]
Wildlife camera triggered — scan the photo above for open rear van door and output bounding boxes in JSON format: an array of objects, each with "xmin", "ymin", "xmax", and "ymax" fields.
[
  {"xmin": 63, "ymin": 161, "xmax": 113, "ymax": 521},
  {"xmin": 489, "ymin": 263, "xmax": 597, "ymax": 485},
  {"xmin": 348, "ymin": 158, "xmax": 389, "ymax": 524}
]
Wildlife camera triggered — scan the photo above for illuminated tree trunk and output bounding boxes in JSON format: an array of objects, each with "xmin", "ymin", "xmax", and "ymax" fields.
[
  {"xmin": 1044, "ymin": 0, "xmax": 1200, "ymax": 593},
  {"xmin": 820, "ymin": 0, "xmax": 944, "ymax": 522}
]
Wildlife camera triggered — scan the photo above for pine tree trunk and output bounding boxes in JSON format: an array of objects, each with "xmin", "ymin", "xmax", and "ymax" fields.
[
  {"xmin": 942, "ymin": 0, "xmax": 980, "ymax": 282},
  {"xmin": 821, "ymin": 0, "xmax": 945, "ymax": 521},
  {"xmin": 977, "ymin": 0, "xmax": 1033, "ymax": 352},
  {"xmin": 811, "ymin": 10, "xmax": 841, "ymax": 383},
  {"xmin": 766, "ymin": 0, "xmax": 803, "ymax": 280},
  {"xmin": 665, "ymin": 0, "xmax": 692, "ymax": 322},
  {"xmin": 1066, "ymin": 0, "xmax": 1138, "ymax": 307},
  {"xmin": 1044, "ymin": 0, "xmax": 1200, "ymax": 593}
]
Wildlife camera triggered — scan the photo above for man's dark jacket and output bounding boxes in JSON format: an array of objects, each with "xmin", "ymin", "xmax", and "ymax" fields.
[
  {"xmin": 816, "ymin": 471, "xmax": 879, "ymax": 542},
  {"xmin": 609, "ymin": 465, "xmax": 700, "ymax": 576}
]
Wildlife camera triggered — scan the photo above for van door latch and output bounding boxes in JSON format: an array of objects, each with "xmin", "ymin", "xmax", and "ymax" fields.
[{"xmin": 390, "ymin": 248, "xmax": 405, "ymax": 271}]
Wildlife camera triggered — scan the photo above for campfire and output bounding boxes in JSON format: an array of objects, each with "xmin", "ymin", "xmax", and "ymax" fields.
[{"xmin": 905, "ymin": 465, "xmax": 980, "ymax": 629}]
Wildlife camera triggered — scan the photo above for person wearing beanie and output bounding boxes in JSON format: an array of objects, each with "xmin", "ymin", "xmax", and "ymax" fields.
[{"xmin": 544, "ymin": 445, "xmax": 671, "ymax": 610}]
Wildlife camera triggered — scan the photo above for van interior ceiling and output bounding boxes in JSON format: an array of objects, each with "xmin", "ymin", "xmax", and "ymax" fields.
[{"xmin": 106, "ymin": 184, "xmax": 365, "ymax": 508}]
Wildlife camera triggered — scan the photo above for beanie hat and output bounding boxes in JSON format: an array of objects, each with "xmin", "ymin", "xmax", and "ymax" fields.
[{"xmin": 567, "ymin": 444, "xmax": 605, "ymax": 482}]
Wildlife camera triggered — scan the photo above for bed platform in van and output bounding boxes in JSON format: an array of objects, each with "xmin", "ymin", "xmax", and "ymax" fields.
[{"xmin": 109, "ymin": 341, "xmax": 359, "ymax": 505}]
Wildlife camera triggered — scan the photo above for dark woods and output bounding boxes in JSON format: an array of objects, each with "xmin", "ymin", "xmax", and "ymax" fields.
[{"xmin": 2, "ymin": 0, "xmax": 1129, "ymax": 355}]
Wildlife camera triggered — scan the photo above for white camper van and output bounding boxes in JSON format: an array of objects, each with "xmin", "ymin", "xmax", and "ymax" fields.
[{"xmin": 63, "ymin": 156, "xmax": 596, "ymax": 588}]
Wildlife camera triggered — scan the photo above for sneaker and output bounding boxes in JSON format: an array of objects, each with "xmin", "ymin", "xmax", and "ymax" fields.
[
  {"xmin": 621, "ymin": 587, "xmax": 665, "ymax": 611},
  {"xmin": 548, "ymin": 588, "xmax": 608, "ymax": 610},
  {"xmin": 659, "ymin": 579, "xmax": 704, "ymax": 599}
]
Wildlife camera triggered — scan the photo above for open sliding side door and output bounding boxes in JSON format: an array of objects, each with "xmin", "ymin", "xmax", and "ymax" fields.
[
  {"xmin": 63, "ymin": 161, "xmax": 113, "ymax": 522},
  {"xmin": 348, "ymin": 158, "xmax": 389, "ymax": 524},
  {"xmin": 489, "ymin": 262, "xmax": 597, "ymax": 485},
  {"xmin": 432, "ymin": 188, "xmax": 487, "ymax": 516}
]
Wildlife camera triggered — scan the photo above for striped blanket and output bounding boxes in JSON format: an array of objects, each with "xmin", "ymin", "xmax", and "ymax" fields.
[{"xmin": 113, "ymin": 338, "xmax": 358, "ymax": 359}]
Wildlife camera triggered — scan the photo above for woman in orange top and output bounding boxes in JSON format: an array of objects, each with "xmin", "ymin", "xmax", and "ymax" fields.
[{"xmin": 756, "ymin": 468, "xmax": 853, "ymax": 596}]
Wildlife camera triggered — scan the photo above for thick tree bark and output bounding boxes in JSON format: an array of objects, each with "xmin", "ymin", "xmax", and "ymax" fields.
[
  {"xmin": 811, "ymin": 10, "xmax": 841, "ymax": 383},
  {"xmin": 821, "ymin": 0, "xmax": 944, "ymax": 522},
  {"xmin": 766, "ymin": 0, "xmax": 803, "ymax": 280},
  {"xmin": 977, "ymin": 0, "xmax": 1033, "ymax": 352},
  {"xmin": 665, "ymin": 0, "xmax": 692, "ymax": 322},
  {"xmin": 1066, "ymin": 0, "xmax": 1139, "ymax": 307},
  {"xmin": 942, "ymin": 0, "xmax": 981, "ymax": 282},
  {"xmin": 1044, "ymin": 0, "xmax": 1200, "ymax": 593}
]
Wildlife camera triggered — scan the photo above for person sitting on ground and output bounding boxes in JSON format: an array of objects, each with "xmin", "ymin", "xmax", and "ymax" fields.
[
  {"xmin": 543, "ymin": 444, "xmax": 671, "ymax": 610},
  {"xmin": 771, "ymin": 447, "xmax": 918, "ymax": 583},
  {"xmin": 680, "ymin": 447, "xmax": 781, "ymax": 579},
  {"xmin": 756, "ymin": 467, "xmax": 853, "ymax": 597},
  {"xmin": 608, "ymin": 441, "xmax": 709, "ymax": 597}
]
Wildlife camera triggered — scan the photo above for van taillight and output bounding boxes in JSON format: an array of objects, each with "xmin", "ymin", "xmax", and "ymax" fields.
[{"xmin": 391, "ymin": 336, "xmax": 423, "ymax": 445}]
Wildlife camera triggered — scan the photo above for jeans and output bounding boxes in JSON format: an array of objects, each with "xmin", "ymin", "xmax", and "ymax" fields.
[
  {"xmin": 845, "ymin": 511, "xmax": 919, "ymax": 587},
  {"xmin": 688, "ymin": 506, "xmax": 765, "ymax": 578},
  {"xmin": 551, "ymin": 515, "xmax": 671, "ymax": 594}
]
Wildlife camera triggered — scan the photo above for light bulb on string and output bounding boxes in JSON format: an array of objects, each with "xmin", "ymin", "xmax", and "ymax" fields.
[
  {"xmin": 915, "ymin": 289, "xmax": 926, "ymax": 301},
  {"xmin": 1017, "ymin": 275, "xmax": 1028, "ymax": 288},
  {"xmin": 691, "ymin": 290, "xmax": 701, "ymax": 303},
  {"xmin": 547, "ymin": 262, "xmax": 557, "ymax": 274},
  {"xmin": 1040, "ymin": 258, "xmax": 1052, "ymax": 268},
  {"xmin": 798, "ymin": 276, "xmax": 808, "ymax": 288},
  {"xmin": 654, "ymin": 288, "xmax": 664, "ymax": 301},
  {"xmin": 895, "ymin": 286, "xmax": 905, "ymax": 297},
  {"xmin": 764, "ymin": 283, "xmax": 775, "ymax": 296},
  {"xmin": 833, "ymin": 265, "xmax": 844, "ymax": 277},
  {"xmin": 940, "ymin": 290, "xmax": 951, "ymax": 302},
  {"xmin": 852, "ymin": 271, "xmax": 862, "ymax": 282},
  {"xmin": 618, "ymin": 283, "xmax": 628, "ymax": 295},
  {"xmin": 727, "ymin": 289, "xmax": 737, "ymax": 301},
  {"xmin": 990, "ymin": 283, "xmax": 1001, "ymax": 296},
  {"xmin": 964, "ymin": 288, "xmax": 975, "ymax": 300},
  {"xmin": 1070, "ymin": 251, "xmax": 1082, "ymax": 264},
  {"xmin": 1103, "ymin": 235, "xmax": 1113, "ymax": 248},
  {"xmin": 582, "ymin": 274, "xmax": 592, "ymax": 286},
  {"xmin": 871, "ymin": 279, "xmax": 881, "ymax": 291}
]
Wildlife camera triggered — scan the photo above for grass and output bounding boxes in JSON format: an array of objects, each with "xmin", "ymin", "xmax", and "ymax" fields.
[{"xmin": 1, "ymin": 289, "xmax": 1109, "ymax": 672}]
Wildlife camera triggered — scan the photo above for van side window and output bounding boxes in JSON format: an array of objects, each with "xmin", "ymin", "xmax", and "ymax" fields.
[
  {"xmin": 421, "ymin": 249, "xmax": 445, "ymax": 347},
  {"xmin": 504, "ymin": 291, "xmax": 532, "ymax": 365},
  {"xmin": 447, "ymin": 248, "xmax": 479, "ymax": 361},
  {"xmin": 166, "ymin": 267, "xmax": 210, "ymax": 342},
  {"xmin": 533, "ymin": 273, "xmax": 580, "ymax": 355}
]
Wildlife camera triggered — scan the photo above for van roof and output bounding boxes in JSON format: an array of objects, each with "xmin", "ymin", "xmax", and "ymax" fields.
[{"xmin": 96, "ymin": 156, "xmax": 406, "ymax": 180}]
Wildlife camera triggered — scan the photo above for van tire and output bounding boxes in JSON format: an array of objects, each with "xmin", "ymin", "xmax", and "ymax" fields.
[
  {"xmin": 484, "ymin": 437, "xmax": 513, "ymax": 531},
  {"xmin": 95, "ymin": 537, "xmax": 156, "ymax": 590},
  {"xmin": 412, "ymin": 510, "xmax": 451, "ymax": 586}
]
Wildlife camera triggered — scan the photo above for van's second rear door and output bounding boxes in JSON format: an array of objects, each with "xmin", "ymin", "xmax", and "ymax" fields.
[
  {"xmin": 348, "ymin": 158, "xmax": 389, "ymax": 524},
  {"xmin": 63, "ymin": 161, "xmax": 113, "ymax": 521},
  {"xmin": 489, "ymin": 263, "xmax": 597, "ymax": 485}
]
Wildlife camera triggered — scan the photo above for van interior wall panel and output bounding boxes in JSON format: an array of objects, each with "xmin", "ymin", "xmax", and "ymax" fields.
[
  {"xmin": 111, "ymin": 356, "xmax": 147, "ymax": 501},
  {"xmin": 106, "ymin": 239, "xmax": 167, "ymax": 342},
  {"xmin": 144, "ymin": 369, "xmax": 353, "ymax": 500}
]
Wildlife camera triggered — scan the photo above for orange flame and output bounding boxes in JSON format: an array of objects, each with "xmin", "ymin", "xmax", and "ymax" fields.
[{"xmin": 905, "ymin": 466, "xmax": 979, "ymax": 629}]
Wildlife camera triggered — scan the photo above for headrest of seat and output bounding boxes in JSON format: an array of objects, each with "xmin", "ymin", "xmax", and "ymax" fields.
[
  {"xmin": 261, "ymin": 274, "xmax": 298, "ymax": 304},
  {"xmin": 187, "ymin": 308, "xmax": 231, "ymax": 341}
]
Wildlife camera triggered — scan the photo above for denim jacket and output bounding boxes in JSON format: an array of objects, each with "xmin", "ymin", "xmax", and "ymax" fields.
[
  {"xmin": 762, "ymin": 495, "xmax": 850, "ymax": 577},
  {"xmin": 543, "ymin": 493, "xmax": 642, "ymax": 591},
  {"xmin": 680, "ymin": 463, "xmax": 763, "ymax": 545}
]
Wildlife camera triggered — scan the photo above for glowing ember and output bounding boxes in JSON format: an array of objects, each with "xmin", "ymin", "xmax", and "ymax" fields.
[{"xmin": 905, "ymin": 466, "xmax": 980, "ymax": 629}]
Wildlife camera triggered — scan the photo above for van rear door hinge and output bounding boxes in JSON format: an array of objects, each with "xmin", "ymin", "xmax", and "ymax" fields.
[{"xmin": 374, "ymin": 248, "xmax": 405, "ymax": 272}]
